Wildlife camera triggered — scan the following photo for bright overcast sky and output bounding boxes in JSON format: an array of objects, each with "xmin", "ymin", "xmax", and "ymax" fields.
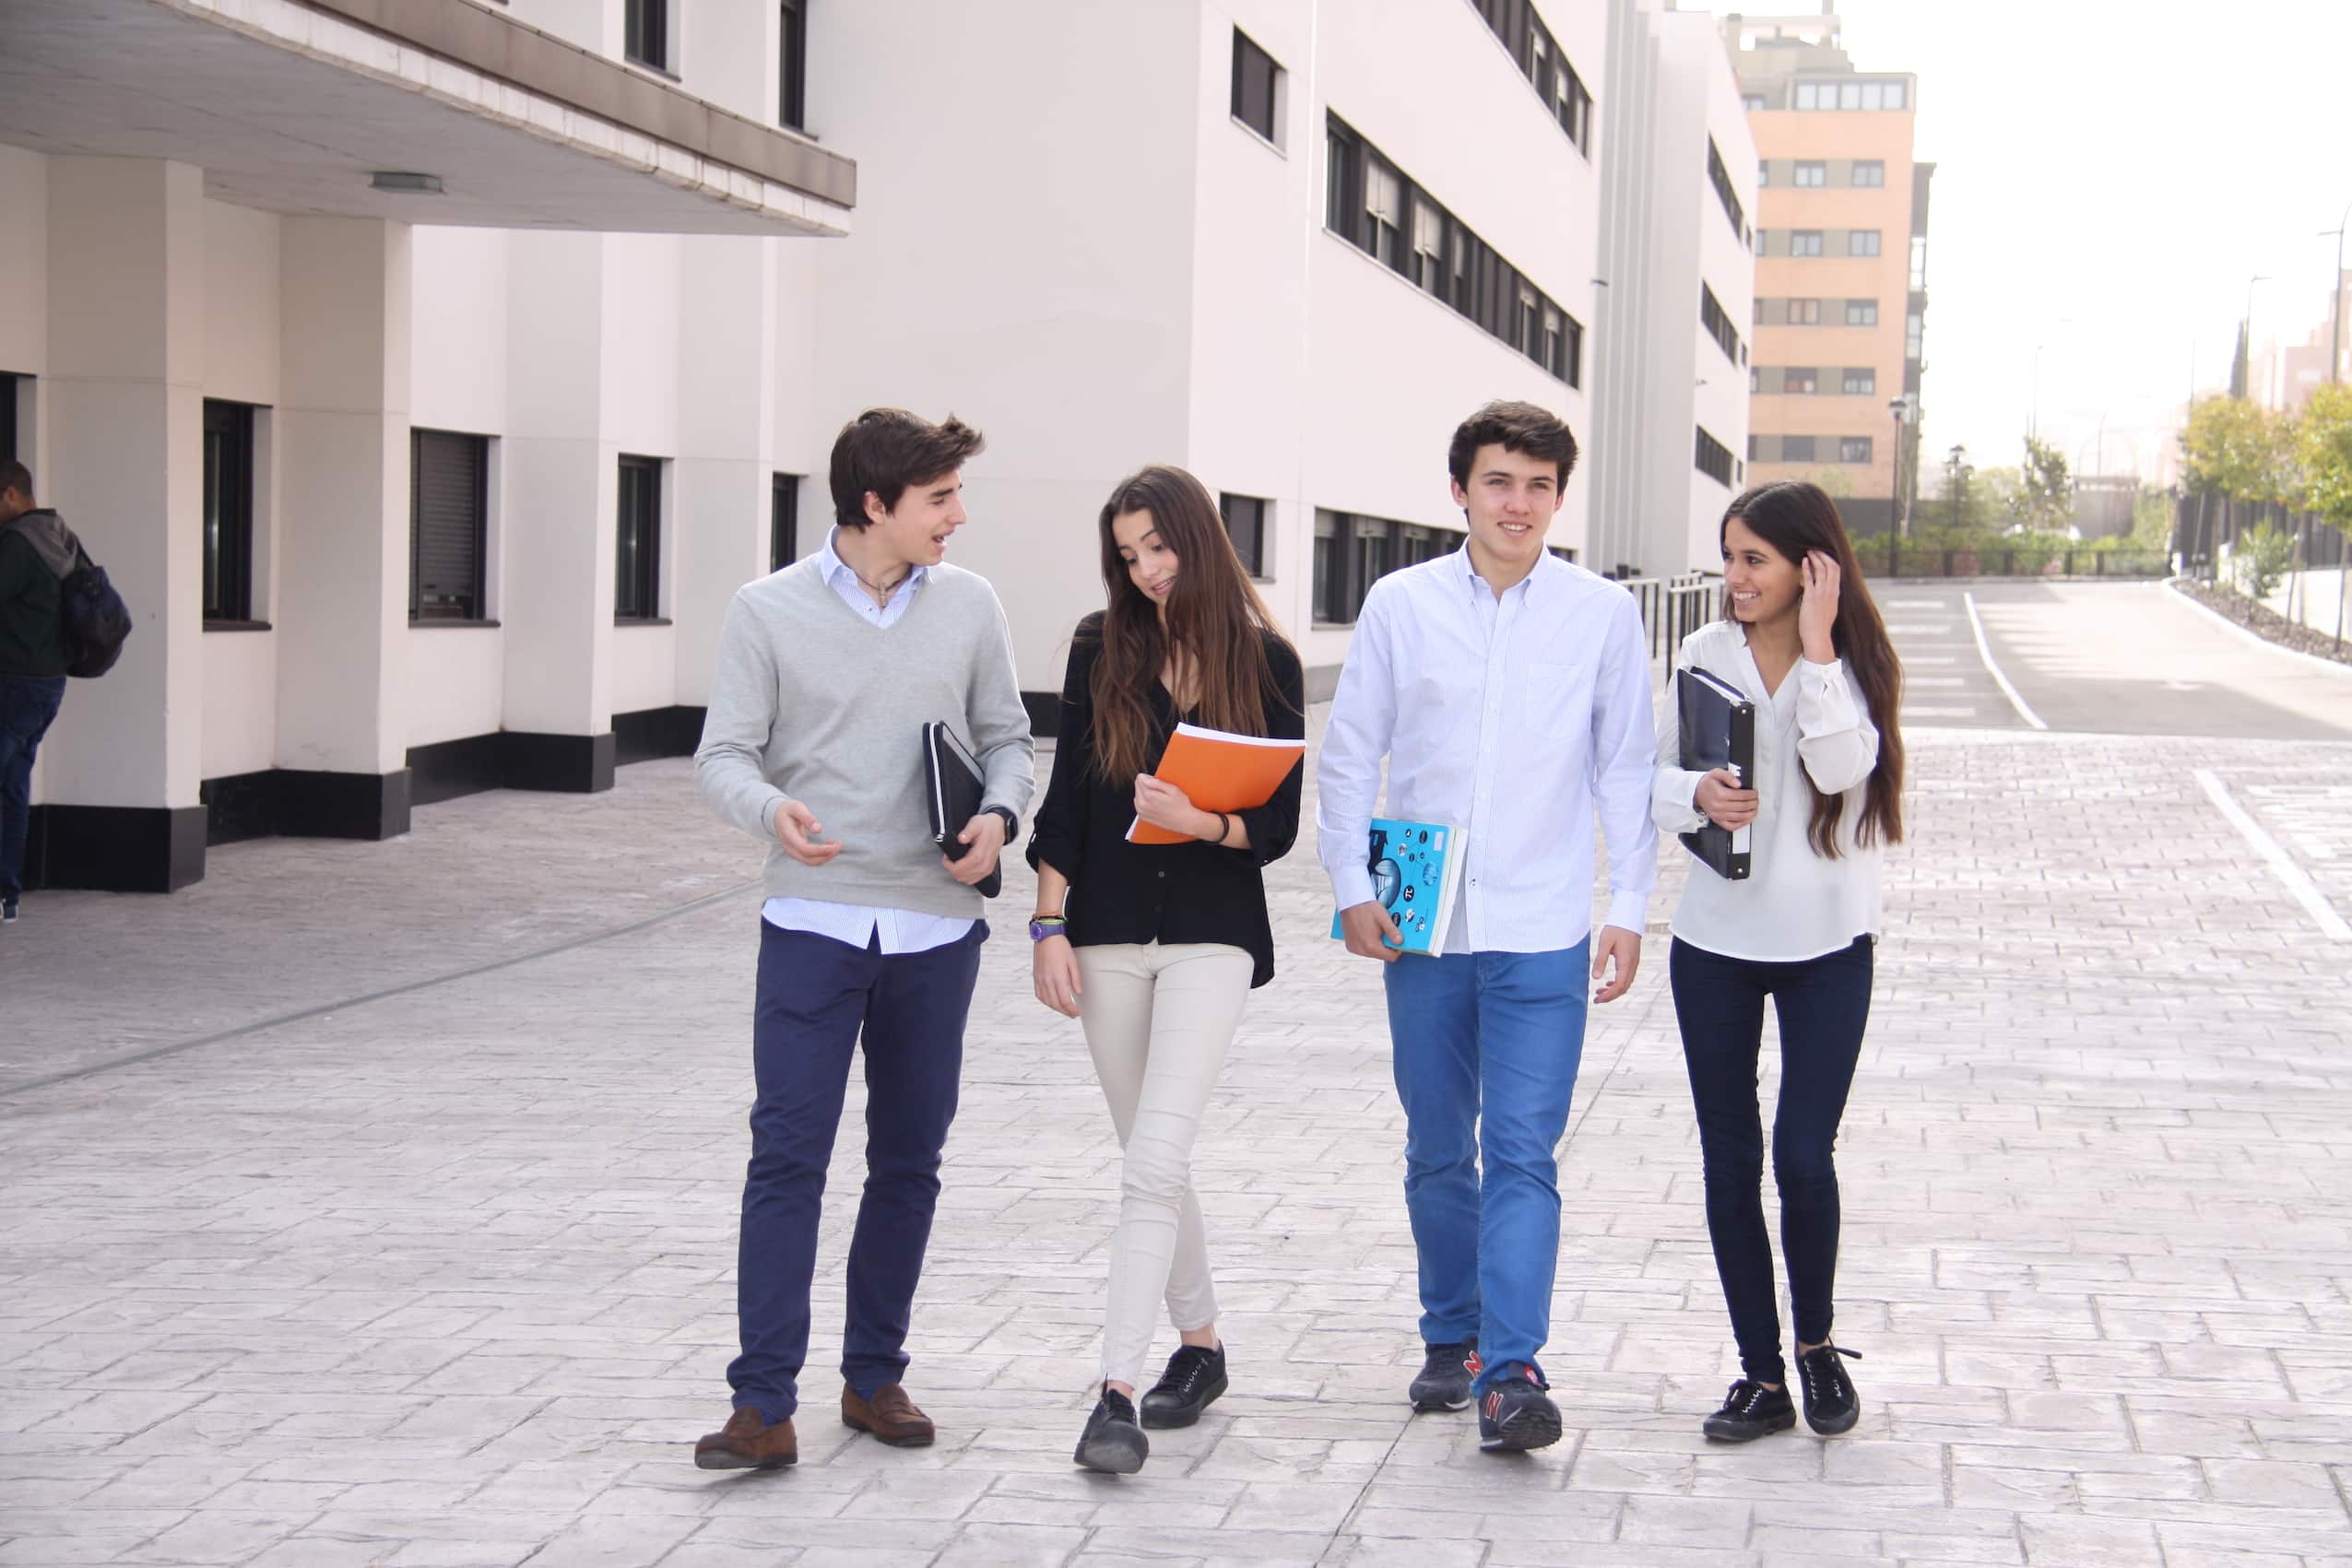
[{"xmin": 1733, "ymin": 0, "xmax": 2352, "ymax": 482}]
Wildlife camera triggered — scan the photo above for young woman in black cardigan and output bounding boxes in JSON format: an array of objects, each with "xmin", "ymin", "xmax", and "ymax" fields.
[{"xmin": 1025, "ymin": 465, "xmax": 1304, "ymax": 1474}]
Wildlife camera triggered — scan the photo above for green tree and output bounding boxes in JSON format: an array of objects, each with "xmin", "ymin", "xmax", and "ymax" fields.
[
  {"xmin": 2299, "ymin": 382, "xmax": 2352, "ymax": 531},
  {"xmin": 2181, "ymin": 395, "xmax": 2299, "ymax": 505},
  {"xmin": 2235, "ymin": 523, "xmax": 2298, "ymax": 598},
  {"xmin": 2127, "ymin": 486, "xmax": 2174, "ymax": 552},
  {"xmin": 2014, "ymin": 434, "xmax": 2073, "ymax": 533}
]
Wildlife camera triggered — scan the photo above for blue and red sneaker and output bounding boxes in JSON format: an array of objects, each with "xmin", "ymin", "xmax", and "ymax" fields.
[{"xmin": 1477, "ymin": 1362, "xmax": 1563, "ymax": 1453}]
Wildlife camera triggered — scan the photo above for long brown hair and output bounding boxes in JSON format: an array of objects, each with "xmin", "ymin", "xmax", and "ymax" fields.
[
  {"xmin": 1719, "ymin": 482, "xmax": 1905, "ymax": 857},
  {"xmin": 1086, "ymin": 466, "xmax": 1295, "ymax": 784}
]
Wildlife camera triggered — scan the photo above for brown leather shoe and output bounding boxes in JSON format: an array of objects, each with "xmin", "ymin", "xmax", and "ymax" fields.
[
  {"xmin": 841, "ymin": 1383, "xmax": 936, "ymax": 1446},
  {"xmin": 694, "ymin": 1406, "xmax": 797, "ymax": 1469}
]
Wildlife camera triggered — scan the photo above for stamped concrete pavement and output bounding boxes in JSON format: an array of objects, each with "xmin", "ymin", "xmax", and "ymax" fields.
[{"xmin": 4, "ymin": 628, "xmax": 2351, "ymax": 1565}]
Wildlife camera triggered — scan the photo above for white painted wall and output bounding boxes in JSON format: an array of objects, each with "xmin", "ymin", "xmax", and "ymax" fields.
[
  {"xmin": 1590, "ymin": 0, "xmax": 1756, "ymax": 579},
  {"xmin": 1674, "ymin": 10, "xmax": 1756, "ymax": 572},
  {"xmin": 806, "ymin": 0, "xmax": 1203, "ymax": 699},
  {"xmin": 405, "ymin": 627, "xmax": 505, "ymax": 747},
  {"xmin": 1187, "ymin": 3, "xmax": 1316, "ymax": 644}
]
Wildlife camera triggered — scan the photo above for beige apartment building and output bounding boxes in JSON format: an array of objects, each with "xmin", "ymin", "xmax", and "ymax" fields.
[{"xmin": 1730, "ymin": 10, "xmax": 1932, "ymax": 535}]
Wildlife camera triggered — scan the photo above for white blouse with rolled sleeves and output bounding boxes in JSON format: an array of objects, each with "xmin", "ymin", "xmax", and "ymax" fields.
[{"xmin": 1652, "ymin": 619, "xmax": 1885, "ymax": 963}]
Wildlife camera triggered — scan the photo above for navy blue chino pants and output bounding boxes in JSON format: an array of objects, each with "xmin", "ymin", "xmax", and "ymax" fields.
[{"xmin": 728, "ymin": 918, "xmax": 987, "ymax": 1423}]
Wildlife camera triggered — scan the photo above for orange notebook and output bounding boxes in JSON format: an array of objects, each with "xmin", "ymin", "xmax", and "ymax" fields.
[{"xmin": 1125, "ymin": 722, "xmax": 1308, "ymax": 845}]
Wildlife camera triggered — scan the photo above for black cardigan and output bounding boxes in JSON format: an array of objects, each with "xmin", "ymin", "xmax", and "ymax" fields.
[{"xmin": 1025, "ymin": 615, "xmax": 1306, "ymax": 988}]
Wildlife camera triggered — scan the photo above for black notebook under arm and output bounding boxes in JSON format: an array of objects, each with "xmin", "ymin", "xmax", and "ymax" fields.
[
  {"xmin": 923, "ymin": 721, "xmax": 1001, "ymax": 899},
  {"xmin": 1675, "ymin": 667, "xmax": 1755, "ymax": 881}
]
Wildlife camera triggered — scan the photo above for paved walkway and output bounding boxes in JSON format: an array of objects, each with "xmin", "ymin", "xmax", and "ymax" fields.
[{"xmin": 6, "ymin": 598, "xmax": 2352, "ymax": 1565}]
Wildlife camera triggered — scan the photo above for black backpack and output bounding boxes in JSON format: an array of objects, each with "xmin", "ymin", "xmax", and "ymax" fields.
[{"xmin": 60, "ymin": 547, "xmax": 133, "ymax": 678}]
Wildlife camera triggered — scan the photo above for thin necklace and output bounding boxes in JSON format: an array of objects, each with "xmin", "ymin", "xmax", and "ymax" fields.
[{"xmin": 852, "ymin": 564, "xmax": 909, "ymax": 605}]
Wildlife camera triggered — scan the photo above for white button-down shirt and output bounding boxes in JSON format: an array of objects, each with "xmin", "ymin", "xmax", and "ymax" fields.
[
  {"xmin": 1652, "ymin": 619, "xmax": 1884, "ymax": 962},
  {"xmin": 761, "ymin": 529, "xmax": 976, "ymax": 956},
  {"xmin": 1317, "ymin": 545, "xmax": 1659, "ymax": 955}
]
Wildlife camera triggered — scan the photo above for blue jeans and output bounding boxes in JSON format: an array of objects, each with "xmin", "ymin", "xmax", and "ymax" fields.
[
  {"xmin": 0, "ymin": 675, "xmax": 66, "ymax": 904},
  {"xmin": 729, "ymin": 918, "xmax": 987, "ymax": 1422},
  {"xmin": 1671, "ymin": 936, "xmax": 1873, "ymax": 1385},
  {"xmin": 1383, "ymin": 941, "xmax": 1589, "ymax": 1395}
]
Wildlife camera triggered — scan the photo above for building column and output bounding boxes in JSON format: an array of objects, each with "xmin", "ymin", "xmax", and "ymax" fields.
[
  {"xmin": 671, "ymin": 235, "xmax": 778, "ymax": 727},
  {"xmin": 496, "ymin": 230, "xmax": 614, "ymax": 792},
  {"xmin": 270, "ymin": 217, "xmax": 414, "ymax": 839},
  {"xmin": 33, "ymin": 158, "xmax": 207, "ymax": 891}
]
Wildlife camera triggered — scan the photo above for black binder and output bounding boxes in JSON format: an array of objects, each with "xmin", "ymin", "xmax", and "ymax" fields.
[
  {"xmin": 923, "ymin": 721, "xmax": 1001, "ymax": 898},
  {"xmin": 1676, "ymin": 667, "xmax": 1755, "ymax": 881}
]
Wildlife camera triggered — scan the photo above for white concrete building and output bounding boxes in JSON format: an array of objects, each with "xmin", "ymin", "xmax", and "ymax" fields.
[
  {"xmin": 1588, "ymin": 0, "xmax": 1758, "ymax": 579},
  {"xmin": 2, "ymin": 0, "xmax": 1609, "ymax": 894}
]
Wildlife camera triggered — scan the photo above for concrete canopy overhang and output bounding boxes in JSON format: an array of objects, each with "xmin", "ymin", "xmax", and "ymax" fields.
[{"xmin": 0, "ymin": 0, "xmax": 856, "ymax": 235}]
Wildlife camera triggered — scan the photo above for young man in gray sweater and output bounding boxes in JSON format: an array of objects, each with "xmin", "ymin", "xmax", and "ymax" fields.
[{"xmin": 692, "ymin": 408, "xmax": 1035, "ymax": 1470}]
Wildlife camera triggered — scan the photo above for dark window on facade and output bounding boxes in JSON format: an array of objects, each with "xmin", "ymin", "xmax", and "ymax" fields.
[
  {"xmin": 1852, "ymin": 159, "xmax": 1885, "ymax": 188},
  {"xmin": 1850, "ymin": 230, "xmax": 1883, "ymax": 258},
  {"xmin": 1696, "ymin": 426, "xmax": 1734, "ymax": 487},
  {"xmin": 779, "ymin": 0, "xmax": 807, "ymax": 129},
  {"xmin": 771, "ymin": 472, "xmax": 800, "ymax": 572},
  {"xmin": 1220, "ymin": 491, "xmax": 1269, "ymax": 579},
  {"xmin": 1840, "ymin": 436, "xmax": 1874, "ymax": 464},
  {"xmin": 1325, "ymin": 114, "xmax": 1582, "ymax": 387},
  {"xmin": 1231, "ymin": 28, "xmax": 1281, "ymax": 143},
  {"xmin": 1471, "ymin": 0, "xmax": 1592, "ymax": 154},
  {"xmin": 202, "ymin": 399, "xmax": 255, "ymax": 624},
  {"xmin": 1842, "ymin": 368, "xmax": 1876, "ymax": 395},
  {"xmin": 626, "ymin": 0, "xmax": 668, "ymax": 71},
  {"xmin": 1314, "ymin": 509, "xmax": 1447, "ymax": 624},
  {"xmin": 1707, "ymin": 137, "xmax": 1744, "ymax": 238},
  {"xmin": 616, "ymin": 454, "xmax": 662, "ymax": 620},
  {"xmin": 1786, "ymin": 368, "xmax": 1819, "ymax": 395},
  {"xmin": 1791, "ymin": 230, "xmax": 1824, "ymax": 257},
  {"xmin": 1845, "ymin": 299, "xmax": 1879, "ymax": 325},
  {"xmin": 1700, "ymin": 284, "xmax": 1742, "ymax": 364},
  {"xmin": 1782, "ymin": 435, "xmax": 1817, "ymax": 463},
  {"xmin": 410, "ymin": 430, "xmax": 488, "ymax": 621}
]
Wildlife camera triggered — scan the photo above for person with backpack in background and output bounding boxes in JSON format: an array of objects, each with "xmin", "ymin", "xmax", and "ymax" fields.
[{"xmin": 0, "ymin": 460, "xmax": 73, "ymax": 925}]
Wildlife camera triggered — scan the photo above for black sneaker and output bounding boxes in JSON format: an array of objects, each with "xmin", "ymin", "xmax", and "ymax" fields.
[
  {"xmin": 1796, "ymin": 1344, "xmax": 1862, "ymax": 1435},
  {"xmin": 1476, "ymin": 1363, "xmax": 1562, "ymax": 1453},
  {"xmin": 1140, "ymin": 1343, "xmax": 1227, "ymax": 1429},
  {"xmin": 1702, "ymin": 1379, "xmax": 1796, "ymax": 1443},
  {"xmin": 1073, "ymin": 1384, "xmax": 1148, "ymax": 1474},
  {"xmin": 1408, "ymin": 1338, "xmax": 1481, "ymax": 1412}
]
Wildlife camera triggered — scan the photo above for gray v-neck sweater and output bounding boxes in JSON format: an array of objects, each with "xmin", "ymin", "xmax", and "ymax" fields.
[{"xmin": 694, "ymin": 557, "xmax": 1036, "ymax": 916}]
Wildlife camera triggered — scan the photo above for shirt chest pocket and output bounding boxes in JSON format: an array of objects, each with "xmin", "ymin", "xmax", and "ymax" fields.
[{"xmin": 1520, "ymin": 661, "xmax": 1585, "ymax": 742}]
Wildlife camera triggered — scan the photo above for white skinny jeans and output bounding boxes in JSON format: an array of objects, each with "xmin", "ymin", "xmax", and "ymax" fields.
[{"xmin": 1073, "ymin": 940, "xmax": 1254, "ymax": 1388}]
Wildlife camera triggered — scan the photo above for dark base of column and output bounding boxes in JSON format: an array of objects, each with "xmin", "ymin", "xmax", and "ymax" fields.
[
  {"xmin": 612, "ymin": 704, "xmax": 706, "ymax": 767},
  {"xmin": 200, "ymin": 768, "xmax": 413, "ymax": 845},
  {"xmin": 406, "ymin": 729, "xmax": 616, "ymax": 806},
  {"xmin": 27, "ymin": 804, "xmax": 208, "ymax": 892}
]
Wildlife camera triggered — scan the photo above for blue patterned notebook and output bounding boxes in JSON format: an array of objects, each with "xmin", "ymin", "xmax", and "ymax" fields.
[{"xmin": 1328, "ymin": 817, "xmax": 1466, "ymax": 956}]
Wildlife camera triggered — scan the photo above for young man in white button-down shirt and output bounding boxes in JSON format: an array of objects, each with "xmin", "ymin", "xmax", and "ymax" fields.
[{"xmin": 1318, "ymin": 400, "xmax": 1658, "ymax": 1454}]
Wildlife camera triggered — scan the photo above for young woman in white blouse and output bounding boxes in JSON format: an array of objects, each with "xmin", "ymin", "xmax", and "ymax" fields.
[{"xmin": 1652, "ymin": 481, "xmax": 1905, "ymax": 1445}]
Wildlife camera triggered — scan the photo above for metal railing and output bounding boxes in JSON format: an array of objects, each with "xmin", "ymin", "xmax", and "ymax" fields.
[{"xmin": 1621, "ymin": 572, "xmax": 1720, "ymax": 662}]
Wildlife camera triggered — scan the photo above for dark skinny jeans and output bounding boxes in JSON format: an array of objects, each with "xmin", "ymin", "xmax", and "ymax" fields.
[{"xmin": 1670, "ymin": 935, "xmax": 1873, "ymax": 1386}]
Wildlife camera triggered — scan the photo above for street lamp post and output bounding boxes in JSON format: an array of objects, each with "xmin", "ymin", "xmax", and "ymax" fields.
[
  {"xmin": 1887, "ymin": 395, "xmax": 1912, "ymax": 536},
  {"xmin": 2325, "ymin": 199, "xmax": 2349, "ymax": 385},
  {"xmin": 2243, "ymin": 273, "xmax": 2271, "ymax": 404}
]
